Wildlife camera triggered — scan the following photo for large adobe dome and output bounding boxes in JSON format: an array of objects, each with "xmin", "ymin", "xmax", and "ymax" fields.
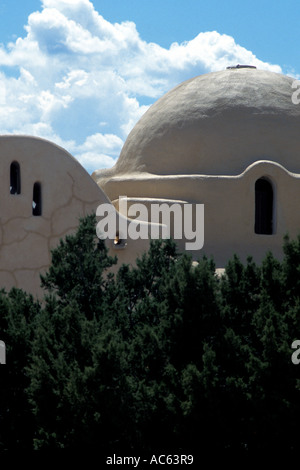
[
  {"xmin": 95, "ymin": 68, "xmax": 300, "ymax": 180},
  {"xmin": 93, "ymin": 68, "xmax": 300, "ymax": 267}
]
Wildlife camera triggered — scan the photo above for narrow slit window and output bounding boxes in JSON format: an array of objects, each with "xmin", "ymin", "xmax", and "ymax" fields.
[
  {"xmin": 32, "ymin": 182, "xmax": 42, "ymax": 216},
  {"xmin": 10, "ymin": 162, "xmax": 21, "ymax": 194},
  {"xmin": 255, "ymin": 178, "xmax": 273, "ymax": 234}
]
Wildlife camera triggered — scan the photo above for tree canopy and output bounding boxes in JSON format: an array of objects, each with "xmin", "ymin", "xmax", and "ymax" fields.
[{"xmin": 1, "ymin": 214, "xmax": 300, "ymax": 456}]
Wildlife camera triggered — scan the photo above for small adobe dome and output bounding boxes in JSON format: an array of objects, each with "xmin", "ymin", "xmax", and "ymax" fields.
[
  {"xmin": 0, "ymin": 136, "xmax": 151, "ymax": 295},
  {"xmin": 94, "ymin": 68, "xmax": 300, "ymax": 185}
]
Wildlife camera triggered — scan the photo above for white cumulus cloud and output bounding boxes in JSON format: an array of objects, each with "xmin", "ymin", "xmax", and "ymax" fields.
[{"xmin": 0, "ymin": 0, "xmax": 283, "ymax": 173}]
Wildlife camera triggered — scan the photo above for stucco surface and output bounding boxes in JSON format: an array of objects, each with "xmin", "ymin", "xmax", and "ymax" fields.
[
  {"xmin": 0, "ymin": 136, "xmax": 116, "ymax": 296},
  {"xmin": 2, "ymin": 69, "xmax": 298, "ymax": 293},
  {"xmin": 94, "ymin": 69, "xmax": 300, "ymax": 185},
  {"xmin": 93, "ymin": 69, "xmax": 300, "ymax": 267}
]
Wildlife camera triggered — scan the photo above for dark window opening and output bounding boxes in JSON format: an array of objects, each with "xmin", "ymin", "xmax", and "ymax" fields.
[
  {"xmin": 10, "ymin": 162, "xmax": 21, "ymax": 194},
  {"xmin": 255, "ymin": 178, "xmax": 273, "ymax": 234},
  {"xmin": 32, "ymin": 182, "xmax": 42, "ymax": 216}
]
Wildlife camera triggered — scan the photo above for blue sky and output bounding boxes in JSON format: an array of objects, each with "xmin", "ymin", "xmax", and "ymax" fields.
[{"xmin": 0, "ymin": 0, "xmax": 299, "ymax": 174}]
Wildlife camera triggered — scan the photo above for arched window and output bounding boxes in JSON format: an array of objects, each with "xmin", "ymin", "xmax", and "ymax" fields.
[
  {"xmin": 10, "ymin": 161, "xmax": 21, "ymax": 194},
  {"xmin": 32, "ymin": 182, "xmax": 42, "ymax": 216},
  {"xmin": 255, "ymin": 178, "xmax": 273, "ymax": 234}
]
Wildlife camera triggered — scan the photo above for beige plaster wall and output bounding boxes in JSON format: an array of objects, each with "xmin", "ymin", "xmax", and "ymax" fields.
[
  {"xmin": 93, "ymin": 69, "xmax": 300, "ymax": 268},
  {"xmin": 0, "ymin": 136, "xmax": 150, "ymax": 297},
  {"xmin": 96, "ymin": 160, "xmax": 300, "ymax": 266}
]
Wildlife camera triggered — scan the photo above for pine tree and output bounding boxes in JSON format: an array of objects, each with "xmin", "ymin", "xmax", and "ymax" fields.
[
  {"xmin": 0, "ymin": 288, "xmax": 40, "ymax": 450},
  {"xmin": 3, "ymin": 214, "xmax": 300, "ymax": 454}
]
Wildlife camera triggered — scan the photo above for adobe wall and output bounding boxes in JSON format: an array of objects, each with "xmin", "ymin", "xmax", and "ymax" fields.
[
  {"xmin": 97, "ymin": 160, "xmax": 300, "ymax": 267},
  {"xmin": 0, "ymin": 136, "xmax": 150, "ymax": 297}
]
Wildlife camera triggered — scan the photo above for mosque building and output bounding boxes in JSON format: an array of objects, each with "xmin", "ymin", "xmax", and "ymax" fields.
[
  {"xmin": 93, "ymin": 66, "xmax": 300, "ymax": 267},
  {"xmin": 1, "ymin": 66, "xmax": 300, "ymax": 295}
]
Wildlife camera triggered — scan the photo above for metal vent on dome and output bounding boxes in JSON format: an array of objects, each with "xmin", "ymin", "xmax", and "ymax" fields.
[{"xmin": 226, "ymin": 64, "xmax": 257, "ymax": 69}]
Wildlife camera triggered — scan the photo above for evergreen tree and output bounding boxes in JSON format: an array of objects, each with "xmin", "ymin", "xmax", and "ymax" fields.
[
  {"xmin": 0, "ymin": 288, "xmax": 40, "ymax": 450},
  {"xmin": 40, "ymin": 213, "xmax": 117, "ymax": 319},
  {"xmin": 2, "ymin": 214, "xmax": 300, "ymax": 454}
]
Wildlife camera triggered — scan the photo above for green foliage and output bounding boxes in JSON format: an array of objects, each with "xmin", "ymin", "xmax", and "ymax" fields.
[
  {"xmin": 0, "ymin": 288, "xmax": 41, "ymax": 450},
  {"xmin": 40, "ymin": 213, "xmax": 117, "ymax": 319},
  {"xmin": 2, "ymin": 216, "xmax": 300, "ymax": 454}
]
